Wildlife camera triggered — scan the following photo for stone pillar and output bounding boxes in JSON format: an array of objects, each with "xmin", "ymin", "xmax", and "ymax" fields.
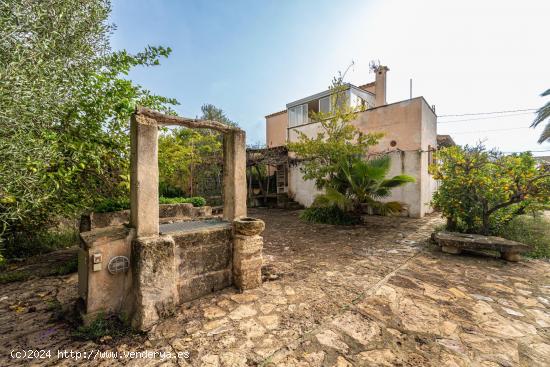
[
  {"xmin": 130, "ymin": 114, "xmax": 159, "ymax": 237},
  {"xmin": 130, "ymin": 235, "xmax": 177, "ymax": 331},
  {"xmin": 233, "ymin": 218, "xmax": 265, "ymax": 290},
  {"xmin": 223, "ymin": 130, "xmax": 247, "ymax": 221}
]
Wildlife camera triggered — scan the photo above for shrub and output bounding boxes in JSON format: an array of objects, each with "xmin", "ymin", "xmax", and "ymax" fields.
[
  {"xmin": 159, "ymin": 196, "xmax": 206, "ymax": 207},
  {"xmin": 497, "ymin": 215, "xmax": 550, "ymax": 259},
  {"xmin": 94, "ymin": 197, "xmax": 130, "ymax": 213},
  {"xmin": 430, "ymin": 144, "xmax": 550, "ymax": 235},
  {"xmin": 300, "ymin": 205, "xmax": 361, "ymax": 225},
  {"xmin": 95, "ymin": 196, "xmax": 207, "ymax": 213},
  {"xmin": 312, "ymin": 156, "xmax": 414, "ymax": 217},
  {"xmin": 2, "ymin": 229, "xmax": 79, "ymax": 260}
]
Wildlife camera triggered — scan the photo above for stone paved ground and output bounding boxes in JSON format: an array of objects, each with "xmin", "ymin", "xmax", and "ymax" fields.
[{"xmin": 1, "ymin": 208, "xmax": 549, "ymax": 366}]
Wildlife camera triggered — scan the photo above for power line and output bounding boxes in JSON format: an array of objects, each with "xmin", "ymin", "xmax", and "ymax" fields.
[
  {"xmin": 447, "ymin": 127, "xmax": 529, "ymax": 135},
  {"xmin": 502, "ymin": 149, "xmax": 550, "ymax": 154},
  {"xmin": 438, "ymin": 111, "xmax": 535, "ymax": 124},
  {"xmin": 438, "ymin": 108, "xmax": 538, "ymax": 118}
]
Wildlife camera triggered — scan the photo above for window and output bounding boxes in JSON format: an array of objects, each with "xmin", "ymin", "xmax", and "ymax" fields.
[
  {"xmin": 319, "ymin": 96, "xmax": 330, "ymax": 114},
  {"xmin": 319, "ymin": 90, "xmax": 350, "ymax": 114},
  {"xmin": 288, "ymin": 104, "xmax": 308, "ymax": 127}
]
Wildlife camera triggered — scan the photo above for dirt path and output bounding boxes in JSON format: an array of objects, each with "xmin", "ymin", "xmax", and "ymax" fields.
[{"xmin": 1, "ymin": 209, "xmax": 549, "ymax": 366}]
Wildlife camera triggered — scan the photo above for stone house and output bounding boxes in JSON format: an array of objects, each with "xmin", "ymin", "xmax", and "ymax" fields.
[{"xmin": 265, "ymin": 66, "xmax": 447, "ymax": 218}]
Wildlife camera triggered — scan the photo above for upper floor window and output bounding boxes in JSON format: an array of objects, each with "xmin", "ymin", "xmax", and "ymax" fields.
[
  {"xmin": 288, "ymin": 88, "xmax": 371, "ymax": 127},
  {"xmin": 319, "ymin": 96, "xmax": 330, "ymax": 114},
  {"xmin": 288, "ymin": 104, "xmax": 308, "ymax": 127}
]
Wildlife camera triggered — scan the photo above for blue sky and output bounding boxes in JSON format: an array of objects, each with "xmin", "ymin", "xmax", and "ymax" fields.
[{"xmin": 111, "ymin": 0, "xmax": 550, "ymax": 154}]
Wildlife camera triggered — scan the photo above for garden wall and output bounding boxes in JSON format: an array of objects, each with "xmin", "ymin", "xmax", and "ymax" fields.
[{"xmin": 79, "ymin": 203, "xmax": 213, "ymax": 232}]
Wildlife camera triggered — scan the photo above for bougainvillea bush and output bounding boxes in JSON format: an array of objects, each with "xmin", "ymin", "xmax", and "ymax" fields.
[{"xmin": 430, "ymin": 144, "xmax": 550, "ymax": 235}]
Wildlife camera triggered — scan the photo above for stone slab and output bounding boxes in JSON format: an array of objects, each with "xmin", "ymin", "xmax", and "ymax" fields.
[{"xmin": 433, "ymin": 231, "xmax": 532, "ymax": 255}]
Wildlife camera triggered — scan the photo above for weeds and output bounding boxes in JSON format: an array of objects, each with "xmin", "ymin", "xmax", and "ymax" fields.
[
  {"xmin": 0, "ymin": 271, "xmax": 30, "ymax": 284},
  {"xmin": 49, "ymin": 257, "xmax": 78, "ymax": 276},
  {"xmin": 2, "ymin": 228, "xmax": 79, "ymax": 260},
  {"xmin": 300, "ymin": 205, "xmax": 361, "ymax": 225},
  {"xmin": 73, "ymin": 312, "xmax": 136, "ymax": 341},
  {"xmin": 497, "ymin": 214, "xmax": 550, "ymax": 259}
]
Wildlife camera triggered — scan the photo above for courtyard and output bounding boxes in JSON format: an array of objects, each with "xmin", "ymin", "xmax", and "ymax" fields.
[{"xmin": 1, "ymin": 209, "xmax": 549, "ymax": 366}]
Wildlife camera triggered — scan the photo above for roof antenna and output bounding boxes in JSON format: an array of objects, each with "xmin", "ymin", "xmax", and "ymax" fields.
[
  {"xmin": 341, "ymin": 60, "xmax": 355, "ymax": 80},
  {"xmin": 369, "ymin": 59, "xmax": 381, "ymax": 73}
]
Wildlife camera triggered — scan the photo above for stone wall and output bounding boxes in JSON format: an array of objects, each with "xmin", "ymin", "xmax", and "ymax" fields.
[
  {"xmin": 172, "ymin": 224, "xmax": 233, "ymax": 303},
  {"xmin": 79, "ymin": 203, "xmax": 213, "ymax": 232}
]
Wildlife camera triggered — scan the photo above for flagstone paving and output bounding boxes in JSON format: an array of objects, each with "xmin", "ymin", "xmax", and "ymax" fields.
[{"xmin": 1, "ymin": 208, "xmax": 549, "ymax": 366}]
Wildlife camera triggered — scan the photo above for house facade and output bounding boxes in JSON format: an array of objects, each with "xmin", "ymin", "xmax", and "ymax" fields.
[{"xmin": 265, "ymin": 66, "xmax": 441, "ymax": 218}]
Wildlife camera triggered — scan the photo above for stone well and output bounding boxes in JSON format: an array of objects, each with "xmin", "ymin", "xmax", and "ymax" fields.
[{"xmin": 77, "ymin": 108, "xmax": 265, "ymax": 330}]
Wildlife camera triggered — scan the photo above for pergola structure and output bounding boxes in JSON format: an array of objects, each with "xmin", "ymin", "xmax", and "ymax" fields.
[
  {"xmin": 245, "ymin": 146, "xmax": 289, "ymax": 205},
  {"xmin": 130, "ymin": 107, "xmax": 247, "ymax": 236}
]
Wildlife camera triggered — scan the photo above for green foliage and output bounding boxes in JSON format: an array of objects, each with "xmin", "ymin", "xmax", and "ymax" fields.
[
  {"xmin": 0, "ymin": 0, "xmax": 177, "ymax": 248},
  {"xmin": 94, "ymin": 197, "xmax": 130, "ymax": 213},
  {"xmin": 74, "ymin": 312, "xmax": 134, "ymax": 341},
  {"xmin": 95, "ymin": 196, "xmax": 207, "ymax": 213},
  {"xmin": 159, "ymin": 128, "xmax": 221, "ymax": 196},
  {"xmin": 158, "ymin": 104, "xmax": 234, "ymax": 199},
  {"xmin": 200, "ymin": 104, "xmax": 238, "ymax": 127},
  {"xmin": 3, "ymin": 229, "xmax": 79, "ymax": 260},
  {"xmin": 430, "ymin": 144, "xmax": 550, "ymax": 235},
  {"xmin": 314, "ymin": 156, "xmax": 415, "ymax": 216},
  {"xmin": 159, "ymin": 196, "xmax": 206, "ymax": 207},
  {"xmin": 50, "ymin": 257, "xmax": 78, "ymax": 276},
  {"xmin": 531, "ymin": 89, "xmax": 550, "ymax": 143},
  {"xmin": 0, "ymin": 271, "xmax": 30, "ymax": 284},
  {"xmin": 287, "ymin": 73, "xmax": 381, "ymax": 190},
  {"xmin": 300, "ymin": 206, "xmax": 361, "ymax": 225},
  {"xmin": 497, "ymin": 215, "xmax": 550, "ymax": 259}
]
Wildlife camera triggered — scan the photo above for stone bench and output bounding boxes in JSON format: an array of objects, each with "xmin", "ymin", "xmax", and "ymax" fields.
[{"xmin": 432, "ymin": 231, "xmax": 532, "ymax": 262}]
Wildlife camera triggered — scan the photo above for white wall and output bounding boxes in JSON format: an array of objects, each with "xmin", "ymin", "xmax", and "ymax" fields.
[
  {"xmin": 286, "ymin": 97, "xmax": 437, "ymax": 217},
  {"xmin": 288, "ymin": 164, "xmax": 323, "ymax": 207}
]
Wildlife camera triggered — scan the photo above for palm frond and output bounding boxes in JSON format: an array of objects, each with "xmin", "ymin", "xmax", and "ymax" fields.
[
  {"xmin": 363, "ymin": 156, "xmax": 390, "ymax": 181},
  {"xmin": 531, "ymin": 100, "xmax": 550, "ymax": 128},
  {"xmin": 312, "ymin": 188, "xmax": 352, "ymax": 211},
  {"xmin": 365, "ymin": 200, "xmax": 404, "ymax": 216},
  {"xmin": 380, "ymin": 175, "xmax": 416, "ymax": 188},
  {"xmin": 537, "ymin": 122, "xmax": 550, "ymax": 144},
  {"xmin": 532, "ymin": 89, "xmax": 550, "ymax": 143}
]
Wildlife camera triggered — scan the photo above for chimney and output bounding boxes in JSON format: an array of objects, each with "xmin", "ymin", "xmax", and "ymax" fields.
[{"xmin": 374, "ymin": 65, "xmax": 389, "ymax": 107}]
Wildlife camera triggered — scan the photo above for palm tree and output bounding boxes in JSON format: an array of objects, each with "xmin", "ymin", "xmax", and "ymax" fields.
[
  {"xmin": 312, "ymin": 155, "xmax": 415, "ymax": 216},
  {"xmin": 531, "ymin": 89, "xmax": 550, "ymax": 143}
]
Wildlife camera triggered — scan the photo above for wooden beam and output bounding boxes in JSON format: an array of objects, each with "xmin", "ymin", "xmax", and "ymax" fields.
[{"xmin": 135, "ymin": 107, "xmax": 240, "ymax": 133}]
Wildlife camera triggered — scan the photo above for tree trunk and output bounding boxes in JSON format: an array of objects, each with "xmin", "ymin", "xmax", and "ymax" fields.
[
  {"xmin": 481, "ymin": 213, "xmax": 490, "ymax": 235},
  {"xmin": 446, "ymin": 217, "xmax": 457, "ymax": 232}
]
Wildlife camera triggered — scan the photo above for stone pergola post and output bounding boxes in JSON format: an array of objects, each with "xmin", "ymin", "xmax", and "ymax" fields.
[
  {"xmin": 223, "ymin": 130, "xmax": 247, "ymax": 221},
  {"xmin": 130, "ymin": 114, "xmax": 159, "ymax": 237}
]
